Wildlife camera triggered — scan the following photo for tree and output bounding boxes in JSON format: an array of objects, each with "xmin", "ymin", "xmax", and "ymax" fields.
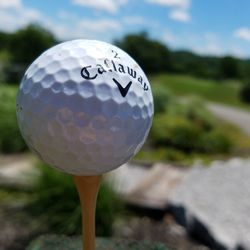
[
  {"xmin": 0, "ymin": 31, "xmax": 10, "ymax": 50},
  {"xmin": 219, "ymin": 56, "xmax": 240, "ymax": 79},
  {"xmin": 240, "ymin": 83, "xmax": 250, "ymax": 103},
  {"xmin": 6, "ymin": 24, "xmax": 57, "ymax": 83},
  {"xmin": 115, "ymin": 32, "xmax": 172, "ymax": 73},
  {"xmin": 9, "ymin": 24, "xmax": 57, "ymax": 64}
]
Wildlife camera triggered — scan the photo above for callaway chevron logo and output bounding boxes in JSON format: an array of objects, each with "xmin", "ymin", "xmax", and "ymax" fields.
[{"xmin": 80, "ymin": 49, "xmax": 149, "ymax": 97}]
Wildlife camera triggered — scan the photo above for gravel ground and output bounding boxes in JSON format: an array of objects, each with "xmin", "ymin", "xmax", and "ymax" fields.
[
  {"xmin": 0, "ymin": 203, "xmax": 209, "ymax": 250},
  {"xmin": 113, "ymin": 215, "xmax": 210, "ymax": 250},
  {"xmin": 0, "ymin": 204, "xmax": 39, "ymax": 250}
]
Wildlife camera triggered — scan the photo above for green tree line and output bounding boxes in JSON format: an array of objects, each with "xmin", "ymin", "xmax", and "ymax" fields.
[
  {"xmin": 115, "ymin": 32, "xmax": 250, "ymax": 81},
  {"xmin": 0, "ymin": 24, "xmax": 57, "ymax": 83},
  {"xmin": 1, "ymin": 24, "xmax": 250, "ymax": 83}
]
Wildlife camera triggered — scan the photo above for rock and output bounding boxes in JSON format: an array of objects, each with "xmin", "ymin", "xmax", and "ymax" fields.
[
  {"xmin": 107, "ymin": 162, "xmax": 151, "ymax": 195},
  {"xmin": 169, "ymin": 158, "xmax": 250, "ymax": 250},
  {"xmin": 113, "ymin": 216, "xmax": 210, "ymax": 250},
  {"xmin": 108, "ymin": 162, "xmax": 188, "ymax": 209},
  {"xmin": 0, "ymin": 154, "xmax": 38, "ymax": 190},
  {"xmin": 26, "ymin": 235, "xmax": 167, "ymax": 250},
  {"xmin": 0, "ymin": 205, "xmax": 40, "ymax": 250}
]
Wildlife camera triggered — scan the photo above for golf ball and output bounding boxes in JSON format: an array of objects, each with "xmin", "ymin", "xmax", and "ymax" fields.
[{"xmin": 16, "ymin": 39, "xmax": 154, "ymax": 175}]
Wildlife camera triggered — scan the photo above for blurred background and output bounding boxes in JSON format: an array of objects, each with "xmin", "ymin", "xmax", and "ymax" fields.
[{"xmin": 1, "ymin": 0, "xmax": 250, "ymax": 249}]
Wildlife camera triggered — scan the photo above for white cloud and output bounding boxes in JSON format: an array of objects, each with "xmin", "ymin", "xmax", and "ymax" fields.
[
  {"xmin": 72, "ymin": 0, "xmax": 128, "ymax": 13},
  {"xmin": 0, "ymin": 0, "xmax": 21, "ymax": 9},
  {"xmin": 123, "ymin": 16, "xmax": 146, "ymax": 25},
  {"xmin": 0, "ymin": 4, "xmax": 121, "ymax": 41},
  {"xmin": 78, "ymin": 19, "xmax": 121, "ymax": 32},
  {"xmin": 230, "ymin": 47, "xmax": 245, "ymax": 58},
  {"xmin": 55, "ymin": 11, "xmax": 121, "ymax": 39},
  {"xmin": 169, "ymin": 9, "xmax": 190, "ymax": 22},
  {"xmin": 122, "ymin": 16, "xmax": 159, "ymax": 29},
  {"xmin": 190, "ymin": 33, "xmax": 222, "ymax": 56},
  {"xmin": 0, "ymin": 6, "xmax": 42, "ymax": 32},
  {"xmin": 147, "ymin": 0, "xmax": 189, "ymax": 9},
  {"xmin": 192, "ymin": 42, "xmax": 222, "ymax": 56},
  {"xmin": 189, "ymin": 33, "xmax": 241, "ymax": 57},
  {"xmin": 163, "ymin": 31, "xmax": 224, "ymax": 56},
  {"xmin": 58, "ymin": 11, "xmax": 122, "ymax": 32},
  {"xmin": 163, "ymin": 31, "xmax": 177, "ymax": 44},
  {"xmin": 58, "ymin": 10, "xmax": 78, "ymax": 21},
  {"xmin": 42, "ymin": 16, "xmax": 121, "ymax": 40},
  {"xmin": 147, "ymin": 0, "xmax": 191, "ymax": 23},
  {"xmin": 192, "ymin": 43, "xmax": 246, "ymax": 58},
  {"xmin": 234, "ymin": 27, "xmax": 250, "ymax": 42},
  {"xmin": 161, "ymin": 31, "xmax": 247, "ymax": 58}
]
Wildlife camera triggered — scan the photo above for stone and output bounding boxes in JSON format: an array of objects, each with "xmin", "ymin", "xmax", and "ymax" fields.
[
  {"xmin": 26, "ymin": 235, "xmax": 167, "ymax": 250},
  {"xmin": 169, "ymin": 158, "xmax": 250, "ymax": 250},
  {"xmin": 108, "ymin": 162, "xmax": 188, "ymax": 209},
  {"xmin": 0, "ymin": 154, "xmax": 38, "ymax": 189}
]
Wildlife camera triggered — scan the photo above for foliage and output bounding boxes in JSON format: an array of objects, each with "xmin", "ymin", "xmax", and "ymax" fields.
[
  {"xmin": 219, "ymin": 56, "xmax": 240, "ymax": 79},
  {"xmin": 115, "ymin": 32, "xmax": 172, "ymax": 73},
  {"xmin": 197, "ymin": 131, "xmax": 232, "ymax": 153},
  {"xmin": 26, "ymin": 162, "xmax": 124, "ymax": 237},
  {"xmin": 151, "ymin": 114, "xmax": 200, "ymax": 151},
  {"xmin": 170, "ymin": 51, "xmax": 220, "ymax": 79},
  {"xmin": 8, "ymin": 24, "xmax": 56, "ymax": 65},
  {"xmin": 4, "ymin": 24, "xmax": 57, "ymax": 83},
  {"xmin": 152, "ymin": 84, "xmax": 173, "ymax": 114},
  {"xmin": 0, "ymin": 85, "xmax": 26, "ymax": 153},
  {"xmin": 240, "ymin": 83, "xmax": 250, "ymax": 103},
  {"xmin": 0, "ymin": 32, "xmax": 11, "ymax": 51},
  {"xmin": 150, "ymin": 96, "xmax": 232, "ymax": 154}
]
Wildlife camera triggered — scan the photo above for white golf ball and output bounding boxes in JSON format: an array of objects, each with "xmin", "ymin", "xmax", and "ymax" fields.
[{"xmin": 16, "ymin": 39, "xmax": 154, "ymax": 175}]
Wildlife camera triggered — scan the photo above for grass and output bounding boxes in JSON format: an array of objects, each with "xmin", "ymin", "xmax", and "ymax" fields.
[
  {"xmin": 0, "ymin": 83, "xmax": 27, "ymax": 153},
  {"xmin": 136, "ymin": 141, "xmax": 249, "ymax": 167},
  {"xmin": 150, "ymin": 74, "xmax": 250, "ymax": 109},
  {"xmin": 0, "ymin": 83, "xmax": 18, "ymax": 95},
  {"xmin": 135, "ymin": 118, "xmax": 250, "ymax": 166}
]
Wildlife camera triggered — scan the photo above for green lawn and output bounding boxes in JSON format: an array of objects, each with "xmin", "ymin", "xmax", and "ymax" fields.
[
  {"xmin": 0, "ymin": 84, "xmax": 18, "ymax": 96},
  {"xmin": 150, "ymin": 74, "xmax": 250, "ymax": 109}
]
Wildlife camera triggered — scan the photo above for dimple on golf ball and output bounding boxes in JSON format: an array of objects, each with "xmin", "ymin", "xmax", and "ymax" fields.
[{"xmin": 16, "ymin": 39, "xmax": 154, "ymax": 175}]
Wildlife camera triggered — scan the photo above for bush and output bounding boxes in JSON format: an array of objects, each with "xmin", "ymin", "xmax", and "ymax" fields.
[
  {"xmin": 151, "ymin": 114, "xmax": 201, "ymax": 152},
  {"xmin": 168, "ymin": 96, "xmax": 215, "ymax": 131},
  {"xmin": 197, "ymin": 131, "xmax": 232, "ymax": 153},
  {"xmin": 0, "ymin": 85, "xmax": 27, "ymax": 153},
  {"xmin": 150, "ymin": 98, "xmax": 232, "ymax": 154},
  {"xmin": 240, "ymin": 83, "xmax": 250, "ymax": 103},
  {"xmin": 152, "ymin": 84, "xmax": 173, "ymax": 114},
  {"xmin": 26, "ymin": 162, "xmax": 123, "ymax": 236}
]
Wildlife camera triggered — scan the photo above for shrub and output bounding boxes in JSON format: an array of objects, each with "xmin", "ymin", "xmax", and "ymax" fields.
[
  {"xmin": 168, "ymin": 96, "xmax": 215, "ymax": 131},
  {"xmin": 240, "ymin": 83, "xmax": 250, "ymax": 103},
  {"xmin": 26, "ymin": 162, "xmax": 123, "ymax": 236},
  {"xmin": 197, "ymin": 130, "xmax": 232, "ymax": 153},
  {"xmin": 171, "ymin": 122, "xmax": 201, "ymax": 151},
  {"xmin": 151, "ymin": 114, "xmax": 202, "ymax": 152},
  {"xmin": 150, "ymin": 98, "xmax": 233, "ymax": 154},
  {"xmin": 0, "ymin": 85, "xmax": 27, "ymax": 153},
  {"xmin": 152, "ymin": 84, "xmax": 173, "ymax": 114}
]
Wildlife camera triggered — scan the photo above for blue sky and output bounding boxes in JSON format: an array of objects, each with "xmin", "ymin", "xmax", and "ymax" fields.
[{"xmin": 1, "ymin": 0, "xmax": 250, "ymax": 58}]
